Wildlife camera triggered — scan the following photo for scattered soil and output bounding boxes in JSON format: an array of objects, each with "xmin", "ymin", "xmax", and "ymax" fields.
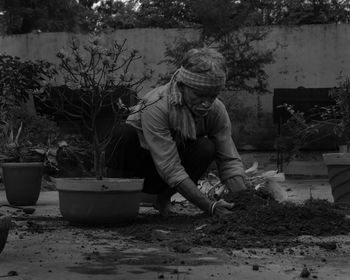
[
  {"xmin": 119, "ymin": 189, "xmax": 350, "ymax": 250},
  {"xmin": 5, "ymin": 188, "xmax": 350, "ymax": 252},
  {"xmin": 300, "ymin": 267, "xmax": 311, "ymax": 278}
]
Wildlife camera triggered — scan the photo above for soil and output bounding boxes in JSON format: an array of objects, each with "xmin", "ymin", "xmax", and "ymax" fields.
[
  {"xmin": 118, "ymin": 189, "xmax": 350, "ymax": 250},
  {"xmin": 197, "ymin": 189, "xmax": 350, "ymax": 249},
  {"xmin": 5, "ymin": 189, "xmax": 350, "ymax": 252}
]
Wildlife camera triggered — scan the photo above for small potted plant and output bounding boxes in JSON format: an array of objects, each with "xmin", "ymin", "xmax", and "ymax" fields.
[
  {"xmin": 0, "ymin": 111, "xmax": 59, "ymax": 206},
  {"xmin": 41, "ymin": 36, "xmax": 151, "ymax": 225},
  {"xmin": 0, "ymin": 55, "xmax": 57, "ymax": 206}
]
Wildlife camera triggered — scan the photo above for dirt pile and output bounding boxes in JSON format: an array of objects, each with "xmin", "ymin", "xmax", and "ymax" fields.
[
  {"xmin": 118, "ymin": 189, "xmax": 350, "ymax": 250},
  {"xmin": 194, "ymin": 189, "xmax": 350, "ymax": 249}
]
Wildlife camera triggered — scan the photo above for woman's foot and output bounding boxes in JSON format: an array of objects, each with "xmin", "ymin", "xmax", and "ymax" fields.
[{"xmin": 154, "ymin": 195, "xmax": 177, "ymax": 218}]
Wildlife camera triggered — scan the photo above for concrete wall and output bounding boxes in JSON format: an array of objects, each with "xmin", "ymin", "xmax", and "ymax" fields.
[
  {"xmin": 259, "ymin": 24, "xmax": 350, "ymax": 112},
  {"xmin": 0, "ymin": 28, "xmax": 200, "ymax": 95},
  {"xmin": 1, "ymin": 24, "xmax": 349, "ymax": 114}
]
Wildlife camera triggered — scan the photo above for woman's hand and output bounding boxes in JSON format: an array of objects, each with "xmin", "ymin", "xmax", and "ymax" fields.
[
  {"xmin": 176, "ymin": 178, "xmax": 234, "ymax": 219},
  {"xmin": 224, "ymin": 176, "xmax": 247, "ymax": 193},
  {"xmin": 211, "ymin": 199, "xmax": 234, "ymax": 218}
]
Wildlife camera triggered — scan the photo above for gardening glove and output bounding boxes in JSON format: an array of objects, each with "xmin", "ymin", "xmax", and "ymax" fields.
[{"xmin": 211, "ymin": 199, "xmax": 234, "ymax": 218}]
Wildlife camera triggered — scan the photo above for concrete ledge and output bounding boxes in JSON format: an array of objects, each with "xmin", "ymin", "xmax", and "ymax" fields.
[{"xmin": 283, "ymin": 161, "xmax": 328, "ymax": 176}]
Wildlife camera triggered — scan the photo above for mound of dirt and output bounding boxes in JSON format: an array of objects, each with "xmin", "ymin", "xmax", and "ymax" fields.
[
  {"xmin": 194, "ymin": 189, "xmax": 350, "ymax": 249},
  {"xmin": 118, "ymin": 189, "xmax": 350, "ymax": 250}
]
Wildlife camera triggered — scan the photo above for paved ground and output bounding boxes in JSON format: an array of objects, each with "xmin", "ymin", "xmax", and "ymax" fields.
[{"xmin": 1, "ymin": 177, "xmax": 350, "ymax": 280}]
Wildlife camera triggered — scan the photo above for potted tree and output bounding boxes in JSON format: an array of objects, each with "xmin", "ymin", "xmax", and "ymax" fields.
[
  {"xmin": 0, "ymin": 55, "xmax": 57, "ymax": 206},
  {"xmin": 43, "ymin": 36, "xmax": 150, "ymax": 225}
]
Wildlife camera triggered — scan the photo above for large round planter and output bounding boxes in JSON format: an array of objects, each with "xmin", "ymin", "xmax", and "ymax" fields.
[
  {"xmin": 1, "ymin": 162, "xmax": 43, "ymax": 206},
  {"xmin": 55, "ymin": 177, "xmax": 144, "ymax": 225},
  {"xmin": 0, "ymin": 214, "xmax": 11, "ymax": 255},
  {"xmin": 323, "ymin": 153, "xmax": 350, "ymax": 204}
]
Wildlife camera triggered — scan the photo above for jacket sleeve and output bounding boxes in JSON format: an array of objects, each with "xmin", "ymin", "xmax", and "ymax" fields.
[
  {"xmin": 209, "ymin": 101, "xmax": 245, "ymax": 181},
  {"xmin": 140, "ymin": 101, "xmax": 189, "ymax": 188}
]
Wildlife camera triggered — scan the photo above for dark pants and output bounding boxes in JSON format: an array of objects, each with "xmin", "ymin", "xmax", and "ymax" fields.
[{"xmin": 105, "ymin": 124, "xmax": 215, "ymax": 194}]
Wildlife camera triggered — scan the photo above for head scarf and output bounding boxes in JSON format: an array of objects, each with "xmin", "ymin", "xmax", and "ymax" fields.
[{"xmin": 168, "ymin": 66, "xmax": 226, "ymax": 140}]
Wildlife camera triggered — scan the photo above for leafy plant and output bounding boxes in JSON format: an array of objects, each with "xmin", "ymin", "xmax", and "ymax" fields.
[
  {"xmin": 136, "ymin": 0, "xmax": 195, "ymax": 28},
  {"xmin": 0, "ymin": 54, "xmax": 56, "ymax": 115},
  {"xmin": 277, "ymin": 77, "xmax": 350, "ymax": 157},
  {"xmin": 327, "ymin": 78, "xmax": 350, "ymax": 150},
  {"xmin": 40, "ymin": 36, "xmax": 150, "ymax": 179},
  {"xmin": 2, "ymin": 0, "xmax": 94, "ymax": 34},
  {"xmin": 0, "ymin": 110, "xmax": 60, "ymax": 163},
  {"xmin": 0, "ymin": 54, "xmax": 58, "ymax": 163},
  {"xmin": 274, "ymin": 104, "xmax": 322, "ymax": 163},
  {"xmin": 257, "ymin": 0, "xmax": 350, "ymax": 25}
]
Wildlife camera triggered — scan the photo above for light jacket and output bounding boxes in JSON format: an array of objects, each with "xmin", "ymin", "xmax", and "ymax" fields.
[{"xmin": 127, "ymin": 84, "xmax": 245, "ymax": 188}]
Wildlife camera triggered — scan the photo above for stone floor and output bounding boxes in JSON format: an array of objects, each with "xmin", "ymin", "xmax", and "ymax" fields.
[{"xmin": 2, "ymin": 176, "xmax": 350, "ymax": 280}]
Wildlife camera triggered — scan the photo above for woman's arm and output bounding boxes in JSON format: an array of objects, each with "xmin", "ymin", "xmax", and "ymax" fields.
[
  {"xmin": 223, "ymin": 176, "xmax": 247, "ymax": 193},
  {"xmin": 176, "ymin": 178, "xmax": 212, "ymax": 213}
]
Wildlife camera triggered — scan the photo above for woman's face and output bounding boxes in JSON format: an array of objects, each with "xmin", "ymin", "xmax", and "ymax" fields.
[{"xmin": 181, "ymin": 84, "xmax": 219, "ymax": 117}]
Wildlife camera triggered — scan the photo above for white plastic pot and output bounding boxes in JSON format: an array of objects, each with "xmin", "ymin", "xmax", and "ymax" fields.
[{"xmin": 54, "ymin": 177, "xmax": 144, "ymax": 225}]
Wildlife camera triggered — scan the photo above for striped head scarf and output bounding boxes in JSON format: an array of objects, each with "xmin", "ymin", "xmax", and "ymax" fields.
[{"xmin": 168, "ymin": 66, "xmax": 226, "ymax": 140}]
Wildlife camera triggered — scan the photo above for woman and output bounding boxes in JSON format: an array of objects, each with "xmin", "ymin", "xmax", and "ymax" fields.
[{"xmin": 106, "ymin": 47, "xmax": 246, "ymax": 218}]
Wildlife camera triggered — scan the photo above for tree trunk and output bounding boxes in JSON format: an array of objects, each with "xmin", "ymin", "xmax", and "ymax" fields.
[{"xmin": 94, "ymin": 148, "xmax": 102, "ymax": 180}]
